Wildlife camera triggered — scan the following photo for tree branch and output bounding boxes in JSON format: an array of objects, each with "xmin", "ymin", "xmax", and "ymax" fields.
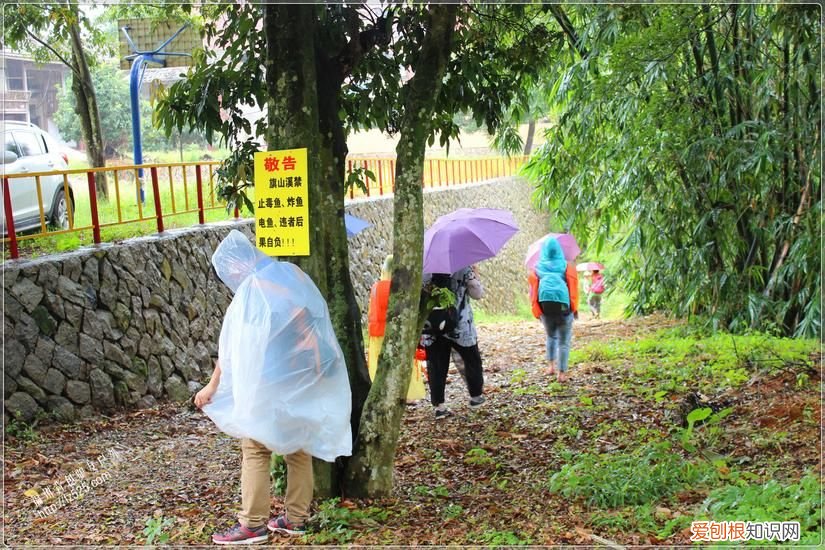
[
  {"xmin": 24, "ymin": 28, "xmax": 81, "ymax": 79},
  {"xmin": 334, "ymin": 5, "xmax": 391, "ymax": 83},
  {"xmin": 754, "ymin": 147, "xmax": 813, "ymax": 326},
  {"xmin": 547, "ymin": 5, "xmax": 588, "ymax": 59}
]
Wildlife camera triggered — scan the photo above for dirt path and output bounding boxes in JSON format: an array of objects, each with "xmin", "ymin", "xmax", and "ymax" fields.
[{"xmin": 3, "ymin": 315, "xmax": 820, "ymax": 545}]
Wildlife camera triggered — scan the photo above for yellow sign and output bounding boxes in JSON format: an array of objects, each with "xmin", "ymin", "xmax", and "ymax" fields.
[{"xmin": 253, "ymin": 148, "xmax": 310, "ymax": 256}]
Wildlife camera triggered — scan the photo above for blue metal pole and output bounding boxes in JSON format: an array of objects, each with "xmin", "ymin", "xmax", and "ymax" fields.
[{"xmin": 129, "ymin": 55, "xmax": 145, "ymax": 202}]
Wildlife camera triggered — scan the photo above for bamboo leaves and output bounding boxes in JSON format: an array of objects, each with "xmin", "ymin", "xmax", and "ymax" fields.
[{"xmin": 527, "ymin": 4, "xmax": 820, "ymax": 337}]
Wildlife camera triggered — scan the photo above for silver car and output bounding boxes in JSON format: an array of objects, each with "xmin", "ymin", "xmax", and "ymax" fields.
[{"xmin": 1, "ymin": 121, "xmax": 74, "ymax": 234}]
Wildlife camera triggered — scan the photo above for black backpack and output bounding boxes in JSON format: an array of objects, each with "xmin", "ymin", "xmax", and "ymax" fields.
[{"xmin": 423, "ymin": 273, "xmax": 464, "ymax": 336}]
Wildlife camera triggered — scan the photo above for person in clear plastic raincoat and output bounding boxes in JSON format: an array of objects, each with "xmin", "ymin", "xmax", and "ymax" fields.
[{"xmin": 194, "ymin": 230, "xmax": 352, "ymax": 544}]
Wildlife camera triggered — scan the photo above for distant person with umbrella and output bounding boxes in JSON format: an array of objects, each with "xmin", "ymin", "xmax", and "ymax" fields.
[
  {"xmin": 577, "ymin": 262, "xmax": 605, "ymax": 319},
  {"xmin": 587, "ymin": 271, "xmax": 605, "ymax": 319},
  {"xmin": 534, "ymin": 237, "xmax": 579, "ymax": 383}
]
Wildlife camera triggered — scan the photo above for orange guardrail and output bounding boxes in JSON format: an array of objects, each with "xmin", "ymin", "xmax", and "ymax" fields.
[
  {"xmin": 346, "ymin": 156, "xmax": 528, "ymax": 199},
  {"xmin": 2, "ymin": 156, "xmax": 527, "ymax": 259}
]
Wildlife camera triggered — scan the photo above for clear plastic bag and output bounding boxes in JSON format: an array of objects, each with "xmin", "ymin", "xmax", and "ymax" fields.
[{"xmin": 204, "ymin": 230, "xmax": 352, "ymax": 462}]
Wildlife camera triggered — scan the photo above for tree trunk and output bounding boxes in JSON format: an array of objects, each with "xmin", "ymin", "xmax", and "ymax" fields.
[
  {"xmin": 263, "ymin": 4, "xmax": 324, "ymax": 276},
  {"xmin": 315, "ymin": 21, "xmax": 372, "ymax": 497},
  {"xmin": 702, "ymin": 5, "xmax": 727, "ymax": 130},
  {"xmin": 345, "ymin": 4, "xmax": 458, "ymax": 498},
  {"xmin": 67, "ymin": 12, "xmax": 107, "ymax": 199},
  {"xmin": 548, "ymin": 5, "xmax": 588, "ymax": 58},
  {"xmin": 263, "ymin": 3, "xmax": 335, "ymax": 495},
  {"xmin": 730, "ymin": 4, "xmax": 744, "ymax": 128},
  {"xmin": 523, "ymin": 119, "xmax": 536, "ymax": 155},
  {"xmin": 753, "ymin": 155, "xmax": 812, "ymax": 328},
  {"xmin": 263, "ymin": 3, "xmax": 371, "ymax": 498}
]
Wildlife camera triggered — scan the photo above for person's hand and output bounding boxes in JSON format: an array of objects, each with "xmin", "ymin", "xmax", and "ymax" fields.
[
  {"xmin": 573, "ymin": 311, "xmax": 579, "ymax": 320},
  {"xmin": 194, "ymin": 383, "xmax": 217, "ymax": 409}
]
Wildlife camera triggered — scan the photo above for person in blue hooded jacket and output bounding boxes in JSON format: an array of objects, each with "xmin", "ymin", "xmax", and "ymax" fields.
[{"xmin": 535, "ymin": 237, "xmax": 578, "ymax": 382}]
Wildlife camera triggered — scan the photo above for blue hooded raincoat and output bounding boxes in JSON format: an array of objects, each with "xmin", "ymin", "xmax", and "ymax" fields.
[{"xmin": 535, "ymin": 237, "xmax": 570, "ymax": 306}]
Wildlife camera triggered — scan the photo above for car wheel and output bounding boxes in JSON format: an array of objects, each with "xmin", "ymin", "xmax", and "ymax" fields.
[{"xmin": 49, "ymin": 189, "xmax": 73, "ymax": 230}]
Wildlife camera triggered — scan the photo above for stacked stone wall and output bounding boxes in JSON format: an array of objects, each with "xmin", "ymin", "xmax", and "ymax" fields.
[{"xmin": 3, "ymin": 177, "xmax": 548, "ymax": 423}]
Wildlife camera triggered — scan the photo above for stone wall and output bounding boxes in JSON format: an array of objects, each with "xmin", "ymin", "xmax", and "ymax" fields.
[
  {"xmin": 3, "ymin": 223, "xmax": 252, "ymax": 425},
  {"xmin": 3, "ymin": 177, "xmax": 547, "ymax": 423}
]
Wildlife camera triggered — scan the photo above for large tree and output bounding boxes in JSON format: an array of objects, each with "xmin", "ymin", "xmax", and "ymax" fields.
[
  {"xmin": 156, "ymin": 2, "xmax": 387, "ymax": 495},
  {"xmin": 343, "ymin": 4, "xmax": 459, "ymax": 497},
  {"xmin": 156, "ymin": 2, "xmax": 560, "ymax": 496},
  {"xmin": 5, "ymin": 1, "xmax": 110, "ymax": 198},
  {"xmin": 524, "ymin": 4, "xmax": 820, "ymax": 337},
  {"xmin": 260, "ymin": 3, "xmax": 383, "ymax": 495},
  {"xmin": 341, "ymin": 3, "xmax": 560, "ymax": 495}
]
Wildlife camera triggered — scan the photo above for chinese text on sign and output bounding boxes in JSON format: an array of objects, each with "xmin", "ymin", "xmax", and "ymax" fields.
[{"xmin": 254, "ymin": 148, "xmax": 310, "ymax": 256}]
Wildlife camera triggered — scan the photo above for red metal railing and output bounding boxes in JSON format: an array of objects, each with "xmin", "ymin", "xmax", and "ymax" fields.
[
  {"xmin": 3, "ymin": 156, "xmax": 528, "ymax": 259},
  {"xmin": 2, "ymin": 177, "xmax": 19, "ymax": 258},
  {"xmin": 2, "ymin": 161, "xmax": 227, "ymax": 259}
]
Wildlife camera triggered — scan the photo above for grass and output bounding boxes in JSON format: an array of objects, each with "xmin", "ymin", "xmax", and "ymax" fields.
[
  {"xmin": 307, "ymin": 498, "xmax": 392, "ymax": 544},
  {"xmin": 598, "ymin": 287, "xmax": 631, "ymax": 320},
  {"xmin": 568, "ymin": 325, "xmax": 818, "ymax": 393},
  {"xmin": 5, "ymin": 412, "xmax": 42, "ymax": 442},
  {"xmin": 463, "ymin": 447, "xmax": 498, "ymax": 467},
  {"xmin": 698, "ymin": 474, "xmax": 822, "ymax": 545},
  {"xmin": 269, "ymin": 454, "xmax": 287, "ymax": 496},
  {"xmin": 470, "ymin": 529, "xmax": 533, "ymax": 546},
  {"xmin": 474, "ymin": 294, "xmax": 534, "ymax": 324},
  {"xmin": 548, "ymin": 441, "xmax": 718, "ymax": 509},
  {"xmin": 588, "ymin": 504, "xmax": 693, "ymax": 541},
  {"xmin": 540, "ymin": 320, "xmax": 820, "ymax": 543},
  {"xmin": 143, "ymin": 515, "xmax": 174, "ymax": 545},
  {"xmin": 146, "ymin": 146, "xmax": 229, "ymax": 164}
]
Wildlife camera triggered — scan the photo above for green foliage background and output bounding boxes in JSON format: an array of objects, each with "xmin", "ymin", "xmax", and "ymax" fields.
[
  {"xmin": 523, "ymin": 4, "xmax": 820, "ymax": 337},
  {"xmin": 54, "ymin": 63, "xmax": 206, "ymax": 156}
]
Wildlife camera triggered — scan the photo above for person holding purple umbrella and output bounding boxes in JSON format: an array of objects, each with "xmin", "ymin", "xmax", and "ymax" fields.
[
  {"xmin": 535, "ymin": 237, "xmax": 579, "ymax": 383},
  {"xmin": 421, "ymin": 265, "xmax": 486, "ymax": 420}
]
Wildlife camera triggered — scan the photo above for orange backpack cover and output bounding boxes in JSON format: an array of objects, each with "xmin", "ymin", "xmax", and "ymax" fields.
[{"xmin": 368, "ymin": 280, "xmax": 391, "ymax": 337}]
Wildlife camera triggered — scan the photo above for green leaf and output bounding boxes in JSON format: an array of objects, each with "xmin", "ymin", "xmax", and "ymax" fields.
[{"xmin": 686, "ymin": 407, "xmax": 712, "ymax": 424}]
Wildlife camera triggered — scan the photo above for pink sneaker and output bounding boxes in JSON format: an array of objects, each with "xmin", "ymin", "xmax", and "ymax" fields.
[
  {"xmin": 212, "ymin": 522, "xmax": 269, "ymax": 545},
  {"xmin": 267, "ymin": 514, "xmax": 306, "ymax": 535}
]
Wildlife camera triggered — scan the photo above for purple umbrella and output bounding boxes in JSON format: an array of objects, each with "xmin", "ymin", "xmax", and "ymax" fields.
[
  {"xmin": 524, "ymin": 233, "xmax": 580, "ymax": 269},
  {"xmin": 423, "ymin": 208, "xmax": 519, "ymax": 274}
]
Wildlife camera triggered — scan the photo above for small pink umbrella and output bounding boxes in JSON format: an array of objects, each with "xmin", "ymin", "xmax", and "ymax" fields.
[
  {"xmin": 524, "ymin": 233, "xmax": 580, "ymax": 269},
  {"xmin": 577, "ymin": 262, "xmax": 605, "ymax": 272}
]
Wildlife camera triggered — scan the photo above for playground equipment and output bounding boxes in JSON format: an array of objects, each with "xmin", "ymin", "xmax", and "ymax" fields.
[{"xmin": 120, "ymin": 23, "xmax": 193, "ymax": 202}]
